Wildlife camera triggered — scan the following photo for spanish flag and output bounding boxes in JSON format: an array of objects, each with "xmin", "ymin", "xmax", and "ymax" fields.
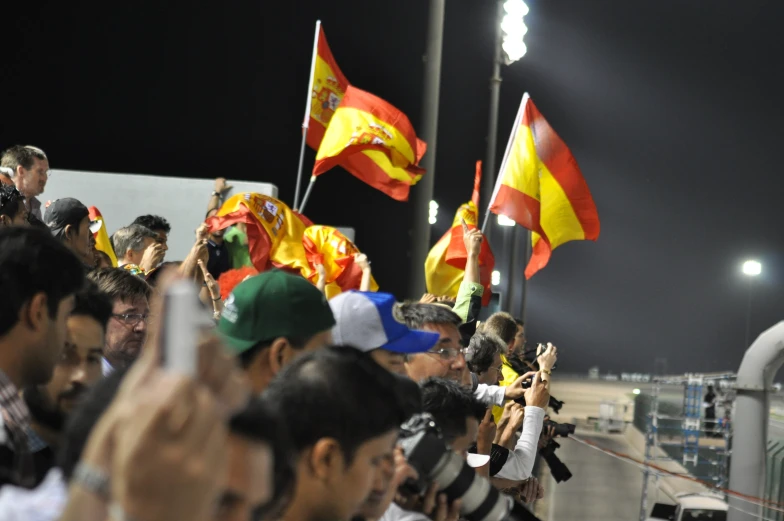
[
  {"xmin": 426, "ymin": 162, "xmax": 495, "ymax": 305},
  {"xmin": 489, "ymin": 94, "xmax": 600, "ymax": 279},
  {"xmin": 305, "ymin": 23, "xmax": 350, "ymax": 150},
  {"xmin": 88, "ymin": 207, "xmax": 117, "ymax": 267},
  {"xmin": 206, "ymin": 193, "xmax": 312, "ymax": 278},
  {"xmin": 313, "ymin": 85, "xmax": 427, "ymax": 201},
  {"xmin": 303, "ymin": 225, "xmax": 379, "ymax": 299}
]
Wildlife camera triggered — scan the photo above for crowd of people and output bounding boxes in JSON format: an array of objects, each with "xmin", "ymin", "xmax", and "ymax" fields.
[{"xmin": 0, "ymin": 143, "xmax": 569, "ymax": 521}]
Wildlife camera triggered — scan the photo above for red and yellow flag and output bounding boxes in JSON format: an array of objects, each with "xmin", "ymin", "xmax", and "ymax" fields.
[
  {"xmin": 302, "ymin": 225, "xmax": 379, "ymax": 299},
  {"xmin": 426, "ymin": 162, "xmax": 495, "ymax": 305},
  {"xmin": 489, "ymin": 94, "xmax": 600, "ymax": 279},
  {"xmin": 306, "ymin": 25, "xmax": 350, "ymax": 151},
  {"xmin": 206, "ymin": 193, "xmax": 312, "ymax": 278},
  {"xmin": 313, "ymin": 85, "xmax": 426, "ymax": 201},
  {"xmin": 88, "ymin": 207, "xmax": 117, "ymax": 267}
]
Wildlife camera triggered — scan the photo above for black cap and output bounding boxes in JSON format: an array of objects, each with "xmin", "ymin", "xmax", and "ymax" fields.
[{"xmin": 43, "ymin": 198, "xmax": 101, "ymax": 234}]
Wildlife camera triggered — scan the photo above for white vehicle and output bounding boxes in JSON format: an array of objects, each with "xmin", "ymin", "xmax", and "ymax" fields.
[{"xmin": 647, "ymin": 493, "xmax": 728, "ymax": 521}]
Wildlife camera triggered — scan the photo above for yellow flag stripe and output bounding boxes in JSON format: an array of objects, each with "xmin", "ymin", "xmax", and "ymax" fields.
[
  {"xmin": 538, "ymin": 159, "xmax": 586, "ymax": 248},
  {"xmin": 316, "ymin": 106, "xmax": 416, "ymax": 166},
  {"xmin": 361, "ymin": 150, "xmax": 420, "ymax": 184},
  {"xmin": 500, "ymin": 124, "xmax": 540, "ymax": 200}
]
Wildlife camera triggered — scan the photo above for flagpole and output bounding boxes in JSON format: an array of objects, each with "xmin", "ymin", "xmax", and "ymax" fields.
[
  {"xmin": 481, "ymin": 92, "xmax": 529, "ymax": 234},
  {"xmin": 297, "ymin": 176, "xmax": 317, "ymax": 214},
  {"xmin": 294, "ymin": 20, "xmax": 321, "ymax": 210}
]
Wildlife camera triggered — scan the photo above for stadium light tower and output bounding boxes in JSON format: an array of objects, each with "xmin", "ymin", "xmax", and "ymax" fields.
[
  {"xmin": 501, "ymin": 0, "xmax": 529, "ymax": 64},
  {"xmin": 481, "ymin": 0, "xmax": 531, "ymax": 314}
]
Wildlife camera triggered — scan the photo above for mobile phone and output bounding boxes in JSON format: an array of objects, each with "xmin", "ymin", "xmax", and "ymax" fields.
[{"xmin": 161, "ymin": 280, "xmax": 211, "ymax": 375}]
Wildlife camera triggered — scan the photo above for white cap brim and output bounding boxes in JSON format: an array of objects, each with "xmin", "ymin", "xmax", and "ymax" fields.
[{"xmin": 466, "ymin": 453, "xmax": 490, "ymax": 468}]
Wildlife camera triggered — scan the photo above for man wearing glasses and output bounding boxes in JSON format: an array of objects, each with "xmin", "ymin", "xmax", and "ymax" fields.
[{"xmin": 87, "ymin": 269, "xmax": 152, "ymax": 375}]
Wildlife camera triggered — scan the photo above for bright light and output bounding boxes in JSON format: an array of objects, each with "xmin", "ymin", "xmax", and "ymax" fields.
[
  {"xmin": 497, "ymin": 214, "xmax": 516, "ymax": 227},
  {"xmin": 503, "ymin": 0, "xmax": 529, "ymax": 17},
  {"xmin": 500, "ymin": 0, "xmax": 528, "ymax": 64},
  {"xmin": 491, "ymin": 270, "xmax": 501, "ymax": 286},
  {"xmin": 633, "ymin": 388, "xmax": 641, "ymax": 395},
  {"xmin": 429, "ymin": 200, "xmax": 438, "ymax": 225},
  {"xmin": 742, "ymin": 260, "xmax": 762, "ymax": 276}
]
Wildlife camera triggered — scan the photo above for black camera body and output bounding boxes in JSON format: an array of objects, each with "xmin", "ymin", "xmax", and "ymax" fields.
[
  {"xmin": 543, "ymin": 419, "xmax": 575, "ymax": 438},
  {"xmin": 539, "ymin": 440, "xmax": 573, "ymax": 483},
  {"xmin": 398, "ymin": 413, "xmax": 541, "ymax": 521}
]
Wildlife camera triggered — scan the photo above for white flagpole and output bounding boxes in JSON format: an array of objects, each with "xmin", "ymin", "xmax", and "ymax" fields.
[
  {"xmin": 481, "ymin": 92, "xmax": 529, "ymax": 234},
  {"xmin": 293, "ymin": 20, "xmax": 321, "ymax": 210}
]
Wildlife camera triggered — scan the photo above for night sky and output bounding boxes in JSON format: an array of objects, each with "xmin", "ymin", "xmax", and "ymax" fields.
[{"xmin": 4, "ymin": 1, "xmax": 783, "ymax": 374}]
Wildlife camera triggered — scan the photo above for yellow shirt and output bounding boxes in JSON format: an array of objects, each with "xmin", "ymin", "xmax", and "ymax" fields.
[{"xmin": 492, "ymin": 355, "xmax": 521, "ymax": 423}]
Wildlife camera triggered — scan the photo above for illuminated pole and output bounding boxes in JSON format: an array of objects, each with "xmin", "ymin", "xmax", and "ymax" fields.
[
  {"xmin": 486, "ymin": 0, "xmax": 529, "ymax": 312},
  {"xmin": 409, "ymin": 0, "xmax": 445, "ymax": 298}
]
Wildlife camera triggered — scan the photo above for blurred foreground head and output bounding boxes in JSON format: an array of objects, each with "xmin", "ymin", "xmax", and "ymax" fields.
[{"xmin": 262, "ymin": 346, "xmax": 421, "ymax": 521}]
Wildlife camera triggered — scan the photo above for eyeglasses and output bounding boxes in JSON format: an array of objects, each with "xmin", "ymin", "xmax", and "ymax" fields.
[
  {"xmin": 426, "ymin": 347, "xmax": 467, "ymax": 361},
  {"xmin": 112, "ymin": 313, "xmax": 153, "ymax": 326}
]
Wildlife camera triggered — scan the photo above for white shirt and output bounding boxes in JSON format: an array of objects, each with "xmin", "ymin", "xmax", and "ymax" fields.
[
  {"xmin": 0, "ymin": 467, "xmax": 67, "ymax": 521},
  {"xmin": 494, "ymin": 406, "xmax": 545, "ymax": 480},
  {"xmin": 474, "ymin": 383, "xmax": 506, "ymax": 407}
]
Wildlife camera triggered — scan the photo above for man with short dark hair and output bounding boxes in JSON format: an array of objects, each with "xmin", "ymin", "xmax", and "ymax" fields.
[
  {"xmin": 22, "ymin": 280, "xmax": 112, "ymax": 484},
  {"xmin": 43, "ymin": 198, "xmax": 101, "ymax": 269},
  {"xmin": 87, "ymin": 268, "xmax": 152, "ymax": 374},
  {"xmin": 111, "ymin": 224, "xmax": 163, "ymax": 274},
  {"xmin": 131, "ymin": 215, "xmax": 170, "ymax": 256},
  {"xmin": 396, "ymin": 302, "xmax": 466, "ymax": 382},
  {"xmin": 466, "ymin": 333, "xmax": 506, "ymax": 386},
  {"xmin": 0, "ymin": 227, "xmax": 84, "ymax": 487},
  {"xmin": 218, "ymin": 270, "xmax": 335, "ymax": 393},
  {"xmin": 0, "ymin": 185, "xmax": 29, "ymax": 227},
  {"xmin": 0, "ymin": 145, "xmax": 49, "ymax": 222},
  {"xmin": 263, "ymin": 346, "xmax": 421, "ymax": 521},
  {"xmin": 379, "ymin": 378, "xmax": 486, "ymax": 521}
]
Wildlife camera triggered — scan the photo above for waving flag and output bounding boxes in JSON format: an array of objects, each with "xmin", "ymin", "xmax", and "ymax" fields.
[
  {"xmin": 426, "ymin": 162, "xmax": 495, "ymax": 304},
  {"xmin": 206, "ymin": 193, "xmax": 312, "ymax": 278},
  {"xmin": 306, "ymin": 25, "xmax": 350, "ymax": 150},
  {"xmin": 303, "ymin": 225, "xmax": 378, "ymax": 298},
  {"xmin": 489, "ymin": 94, "xmax": 600, "ymax": 278},
  {"xmin": 88, "ymin": 207, "xmax": 117, "ymax": 267},
  {"xmin": 313, "ymin": 85, "xmax": 426, "ymax": 201}
]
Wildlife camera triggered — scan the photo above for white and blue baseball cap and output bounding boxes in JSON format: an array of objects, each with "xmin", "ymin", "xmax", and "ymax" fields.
[{"xmin": 330, "ymin": 291, "xmax": 440, "ymax": 354}]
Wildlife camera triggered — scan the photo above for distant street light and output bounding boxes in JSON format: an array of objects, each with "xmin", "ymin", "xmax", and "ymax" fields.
[
  {"xmin": 742, "ymin": 259, "xmax": 762, "ymax": 347},
  {"xmin": 742, "ymin": 260, "xmax": 762, "ymax": 276}
]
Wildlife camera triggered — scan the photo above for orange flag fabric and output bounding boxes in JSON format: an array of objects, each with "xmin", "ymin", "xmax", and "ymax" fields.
[
  {"xmin": 306, "ymin": 25, "xmax": 350, "ymax": 150},
  {"xmin": 302, "ymin": 225, "xmax": 379, "ymax": 299},
  {"xmin": 489, "ymin": 94, "xmax": 600, "ymax": 279},
  {"xmin": 313, "ymin": 85, "xmax": 427, "ymax": 201},
  {"xmin": 88, "ymin": 207, "xmax": 117, "ymax": 267},
  {"xmin": 426, "ymin": 162, "xmax": 495, "ymax": 305},
  {"xmin": 205, "ymin": 193, "xmax": 312, "ymax": 278}
]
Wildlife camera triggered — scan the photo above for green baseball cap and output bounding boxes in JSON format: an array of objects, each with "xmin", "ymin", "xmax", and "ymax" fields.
[{"xmin": 218, "ymin": 269, "xmax": 336, "ymax": 354}]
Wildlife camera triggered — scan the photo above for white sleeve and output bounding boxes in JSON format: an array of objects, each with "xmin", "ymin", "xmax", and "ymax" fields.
[
  {"xmin": 474, "ymin": 383, "xmax": 506, "ymax": 407},
  {"xmin": 494, "ymin": 406, "xmax": 545, "ymax": 481}
]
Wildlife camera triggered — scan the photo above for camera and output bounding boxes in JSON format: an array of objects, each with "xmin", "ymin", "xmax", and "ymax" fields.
[
  {"xmin": 398, "ymin": 413, "xmax": 541, "ymax": 521},
  {"xmin": 539, "ymin": 440, "xmax": 572, "ymax": 483},
  {"xmin": 543, "ymin": 419, "xmax": 575, "ymax": 438}
]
